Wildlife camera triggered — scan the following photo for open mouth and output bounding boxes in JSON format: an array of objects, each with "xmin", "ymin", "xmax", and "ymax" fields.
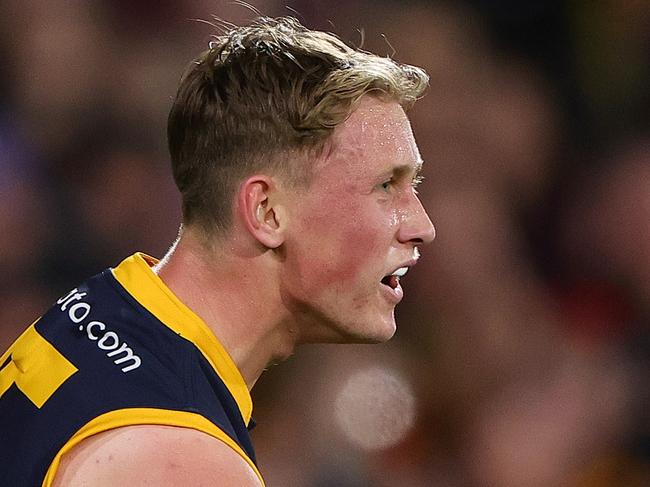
[{"xmin": 381, "ymin": 267, "xmax": 409, "ymax": 290}]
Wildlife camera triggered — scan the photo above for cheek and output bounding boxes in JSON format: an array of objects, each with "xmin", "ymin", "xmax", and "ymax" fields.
[
  {"xmin": 305, "ymin": 206, "xmax": 394, "ymax": 288},
  {"xmin": 329, "ymin": 228, "xmax": 373, "ymax": 283}
]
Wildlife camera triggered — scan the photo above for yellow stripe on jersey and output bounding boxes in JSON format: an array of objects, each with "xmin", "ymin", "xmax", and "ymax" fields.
[
  {"xmin": 42, "ymin": 408, "xmax": 266, "ymax": 487},
  {"xmin": 0, "ymin": 324, "xmax": 77, "ymax": 408},
  {"xmin": 111, "ymin": 253, "xmax": 253, "ymax": 425}
]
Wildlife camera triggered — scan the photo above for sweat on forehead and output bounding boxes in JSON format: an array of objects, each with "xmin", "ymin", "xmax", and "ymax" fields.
[
  {"xmin": 346, "ymin": 97, "xmax": 409, "ymax": 131},
  {"xmin": 318, "ymin": 97, "xmax": 412, "ymax": 166}
]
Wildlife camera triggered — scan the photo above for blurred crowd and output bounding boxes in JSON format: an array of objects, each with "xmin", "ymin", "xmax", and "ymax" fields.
[{"xmin": 1, "ymin": 1, "xmax": 649, "ymax": 486}]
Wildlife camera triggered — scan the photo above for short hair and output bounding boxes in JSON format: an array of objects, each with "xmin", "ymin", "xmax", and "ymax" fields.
[{"xmin": 168, "ymin": 16, "xmax": 429, "ymax": 235}]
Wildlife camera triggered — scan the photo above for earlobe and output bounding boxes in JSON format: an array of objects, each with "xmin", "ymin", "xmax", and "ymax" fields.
[{"xmin": 239, "ymin": 176, "xmax": 285, "ymax": 249}]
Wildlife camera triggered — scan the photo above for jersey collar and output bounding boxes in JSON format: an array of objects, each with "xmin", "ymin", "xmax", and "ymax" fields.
[{"xmin": 111, "ymin": 252, "xmax": 253, "ymax": 425}]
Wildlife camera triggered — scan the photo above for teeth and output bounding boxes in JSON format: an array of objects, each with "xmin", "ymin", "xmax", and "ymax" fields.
[{"xmin": 391, "ymin": 267, "xmax": 409, "ymax": 277}]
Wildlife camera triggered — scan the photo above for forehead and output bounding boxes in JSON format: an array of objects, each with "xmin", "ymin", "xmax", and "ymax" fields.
[{"xmin": 319, "ymin": 96, "xmax": 421, "ymax": 176}]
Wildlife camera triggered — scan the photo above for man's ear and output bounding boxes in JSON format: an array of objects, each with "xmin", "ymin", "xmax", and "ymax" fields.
[{"xmin": 237, "ymin": 175, "xmax": 286, "ymax": 249}]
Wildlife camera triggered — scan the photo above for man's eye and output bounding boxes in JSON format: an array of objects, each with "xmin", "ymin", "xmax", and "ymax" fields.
[{"xmin": 379, "ymin": 180, "xmax": 392, "ymax": 192}]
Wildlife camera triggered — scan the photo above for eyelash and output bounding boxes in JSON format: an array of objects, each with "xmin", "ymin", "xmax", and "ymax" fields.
[{"xmin": 411, "ymin": 174, "xmax": 424, "ymax": 189}]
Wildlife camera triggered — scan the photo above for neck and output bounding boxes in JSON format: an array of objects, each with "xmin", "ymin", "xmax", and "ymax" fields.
[{"xmin": 153, "ymin": 230, "xmax": 298, "ymax": 389}]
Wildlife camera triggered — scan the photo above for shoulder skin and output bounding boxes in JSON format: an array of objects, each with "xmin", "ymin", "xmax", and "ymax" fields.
[{"xmin": 52, "ymin": 425, "xmax": 263, "ymax": 487}]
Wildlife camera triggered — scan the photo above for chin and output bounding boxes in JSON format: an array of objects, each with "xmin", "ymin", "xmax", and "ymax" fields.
[
  {"xmin": 369, "ymin": 324, "xmax": 397, "ymax": 343},
  {"xmin": 299, "ymin": 306, "xmax": 397, "ymax": 344},
  {"xmin": 340, "ymin": 315, "xmax": 397, "ymax": 344}
]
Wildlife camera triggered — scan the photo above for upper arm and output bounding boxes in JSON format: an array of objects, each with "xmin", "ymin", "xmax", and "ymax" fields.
[{"xmin": 51, "ymin": 425, "xmax": 263, "ymax": 487}]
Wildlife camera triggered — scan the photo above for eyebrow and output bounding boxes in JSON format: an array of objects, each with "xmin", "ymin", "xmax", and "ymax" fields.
[{"xmin": 391, "ymin": 160, "xmax": 423, "ymax": 179}]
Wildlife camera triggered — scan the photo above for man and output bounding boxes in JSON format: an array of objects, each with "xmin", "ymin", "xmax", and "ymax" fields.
[{"xmin": 0, "ymin": 16, "xmax": 435, "ymax": 486}]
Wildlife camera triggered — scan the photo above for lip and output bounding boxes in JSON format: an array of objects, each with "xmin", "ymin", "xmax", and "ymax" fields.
[
  {"xmin": 380, "ymin": 280, "xmax": 404, "ymax": 304},
  {"xmin": 380, "ymin": 258, "xmax": 418, "ymax": 305}
]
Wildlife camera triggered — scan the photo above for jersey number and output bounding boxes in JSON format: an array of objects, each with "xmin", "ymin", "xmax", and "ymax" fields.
[{"xmin": 0, "ymin": 324, "xmax": 77, "ymax": 408}]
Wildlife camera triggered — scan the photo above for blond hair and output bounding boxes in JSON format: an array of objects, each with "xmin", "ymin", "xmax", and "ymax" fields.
[{"xmin": 168, "ymin": 16, "xmax": 428, "ymax": 234}]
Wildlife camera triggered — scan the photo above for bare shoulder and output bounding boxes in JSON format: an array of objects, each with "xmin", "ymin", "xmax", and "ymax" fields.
[{"xmin": 52, "ymin": 425, "xmax": 263, "ymax": 487}]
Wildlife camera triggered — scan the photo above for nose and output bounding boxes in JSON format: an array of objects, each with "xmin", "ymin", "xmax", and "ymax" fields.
[{"xmin": 397, "ymin": 195, "xmax": 436, "ymax": 245}]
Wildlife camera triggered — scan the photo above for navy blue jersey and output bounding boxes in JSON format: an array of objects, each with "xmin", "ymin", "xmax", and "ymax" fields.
[{"xmin": 0, "ymin": 253, "xmax": 264, "ymax": 486}]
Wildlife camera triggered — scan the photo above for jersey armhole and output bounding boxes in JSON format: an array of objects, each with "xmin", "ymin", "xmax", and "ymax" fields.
[{"xmin": 42, "ymin": 407, "xmax": 265, "ymax": 487}]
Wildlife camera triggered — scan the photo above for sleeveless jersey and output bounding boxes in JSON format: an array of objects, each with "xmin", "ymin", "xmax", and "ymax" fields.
[{"xmin": 0, "ymin": 253, "xmax": 264, "ymax": 486}]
